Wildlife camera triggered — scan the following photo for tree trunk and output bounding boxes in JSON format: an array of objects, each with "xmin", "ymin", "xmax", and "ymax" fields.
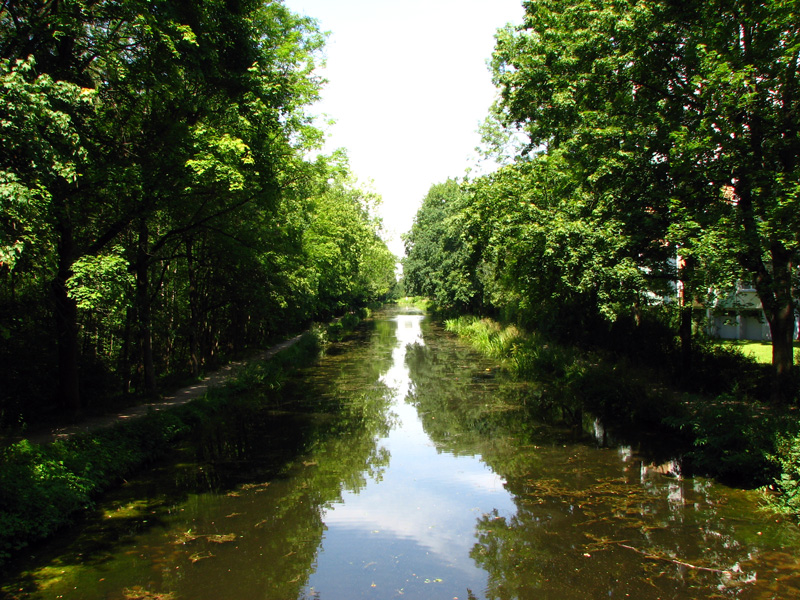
[
  {"xmin": 679, "ymin": 304, "xmax": 693, "ymax": 372},
  {"xmin": 187, "ymin": 239, "xmax": 201, "ymax": 378},
  {"xmin": 52, "ymin": 257, "xmax": 81, "ymax": 414},
  {"xmin": 51, "ymin": 203, "xmax": 81, "ymax": 414},
  {"xmin": 678, "ymin": 255, "xmax": 694, "ymax": 374},
  {"xmin": 136, "ymin": 218, "xmax": 157, "ymax": 397},
  {"xmin": 119, "ymin": 305, "xmax": 134, "ymax": 396},
  {"xmin": 769, "ymin": 305, "xmax": 795, "ymax": 403},
  {"xmin": 736, "ymin": 177, "xmax": 797, "ymax": 403},
  {"xmin": 761, "ymin": 244, "xmax": 796, "ymax": 403}
]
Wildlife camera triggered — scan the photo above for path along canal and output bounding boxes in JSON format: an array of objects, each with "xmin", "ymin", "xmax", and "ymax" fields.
[{"xmin": 4, "ymin": 307, "xmax": 800, "ymax": 599}]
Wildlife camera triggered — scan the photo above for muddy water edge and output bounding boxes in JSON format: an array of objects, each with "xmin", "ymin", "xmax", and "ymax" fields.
[{"xmin": 2, "ymin": 306, "xmax": 800, "ymax": 599}]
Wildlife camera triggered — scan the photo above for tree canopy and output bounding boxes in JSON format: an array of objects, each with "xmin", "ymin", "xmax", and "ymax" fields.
[
  {"xmin": 0, "ymin": 0, "xmax": 397, "ymax": 422},
  {"xmin": 404, "ymin": 0, "xmax": 799, "ymax": 401}
]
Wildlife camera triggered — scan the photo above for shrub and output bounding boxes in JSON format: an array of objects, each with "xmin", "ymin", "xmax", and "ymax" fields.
[
  {"xmin": 686, "ymin": 339, "xmax": 772, "ymax": 397},
  {"xmin": 766, "ymin": 427, "xmax": 800, "ymax": 515},
  {"xmin": 340, "ymin": 312, "xmax": 360, "ymax": 331},
  {"xmin": 0, "ymin": 413, "xmax": 181, "ymax": 564},
  {"xmin": 670, "ymin": 397, "xmax": 780, "ymax": 487},
  {"xmin": 0, "ymin": 440, "xmax": 90, "ymax": 562}
]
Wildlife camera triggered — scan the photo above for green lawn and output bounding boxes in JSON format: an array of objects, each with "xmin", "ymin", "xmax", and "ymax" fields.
[{"xmin": 717, "ymin": 340, "xmax": 800, "ymax": 364}]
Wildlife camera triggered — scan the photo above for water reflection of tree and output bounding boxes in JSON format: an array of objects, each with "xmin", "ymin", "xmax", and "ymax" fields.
[
  {"xmin": 469, "ymin": 474, "xmax": 765, "ymax": 598},
  {"xmin": 156, "ymin": 320, "xmax": 399, "ymax": 599},
  {"xmin": 404, "ymin": 329, "xmax": 776, "ymax": 599},
  {"xmin": 148, "ymin": 390, "xmax": 395, "ymax": 600},
  {"xmin": 404, "ymin": 338, "xmax": 554, "ymax": 476},
  {"xmin": 10, "ymin": 320, "xmax": 397, "ymax": 600}
]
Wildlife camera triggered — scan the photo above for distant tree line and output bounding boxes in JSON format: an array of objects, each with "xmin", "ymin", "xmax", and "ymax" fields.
[
  {"xmin": 404, "ymin": 0, "xmax": 799, "ymax": 402},
  {"xmin": 0, "ymin": 0, "xmax": 397, "ymax": 424}
]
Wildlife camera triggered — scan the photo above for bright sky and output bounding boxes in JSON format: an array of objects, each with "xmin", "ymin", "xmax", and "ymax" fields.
[{"xmin": 282, "ymin": 0, "xmax": 524, "ymax": 256}]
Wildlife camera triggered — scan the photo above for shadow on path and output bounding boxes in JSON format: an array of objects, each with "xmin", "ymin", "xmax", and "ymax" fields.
[{"xmin": 21, "ymin": 334, "xmax": 305, "ymax": 446}]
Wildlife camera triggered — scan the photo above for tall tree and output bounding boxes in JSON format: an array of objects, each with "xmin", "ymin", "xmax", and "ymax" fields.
[
  {"xmin": 492, "ymin": 0, "xmax": 799, "ymax": 400},
  {"xmin": 403, "ymin": 179, "xmax": 484, "ymax": 312},
  {"xmin": 0, "ymin": 0, "xmax": 327, "ymax": 413},
  {"xmin": 303, "ymin": 162, "xmax": 395, "ymax": 315}
]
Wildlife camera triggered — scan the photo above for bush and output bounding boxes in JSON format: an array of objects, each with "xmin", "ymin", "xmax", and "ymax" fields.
[
  {"xmin": 0, "ymin": 441, "xmax": 90, "ymax": 561},
  {"xmin": 668, "ymin": 397, "xmax": 780, "ymax": 487},
  {"xmin": 326, "ymin": 310, "xmax": 369, "ymax": 342},
  {"xmin": 766, "ymin": 426, "xmax": 800, "ymax": 515},
  {"xmin": 686, "ymin": 339, "xmax": 772, "ymax": 397}
]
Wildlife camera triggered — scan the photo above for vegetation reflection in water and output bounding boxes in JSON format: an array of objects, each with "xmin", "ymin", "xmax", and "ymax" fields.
[
  {"xmin": 301, "ymin": 312, "xmax": 515, "ymax": 599},
  {"xmin": 4, "ymin": 308, "xmax": 800, "ymax": 599},
  {"xmin": 406, "ymin": 317, "xmax": 800, "ymax": 599}
]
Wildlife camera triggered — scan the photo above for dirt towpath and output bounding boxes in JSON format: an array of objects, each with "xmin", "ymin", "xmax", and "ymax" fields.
[{"xmin": 21, "ymin": 334, "xmax": 305, "ymax": 446}]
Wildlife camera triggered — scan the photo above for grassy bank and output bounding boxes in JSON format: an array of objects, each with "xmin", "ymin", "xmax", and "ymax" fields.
[
  {"xmin": 716, "ymin": 340, "xmax": 800, "ymax": 365},
  {"xmin": 0, "ymin": 311, "xmax": 372, "ymax": 568},
  {"xmin": 444, "ymin": 316, "xmax": 800, "ymax": 514},
  {"xmin": 444, "ymin": 316, "xmax": 678, "ymax": 431},
  {"xmin": 394, "ymin": 296, "xmax": 430, "ymax": 311}
]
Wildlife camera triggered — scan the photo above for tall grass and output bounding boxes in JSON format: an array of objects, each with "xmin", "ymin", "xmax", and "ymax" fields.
[
  {"xmin": 446, "ymin": 316, "xmax": 586, "ymax": 383},
  {"xmin": 445, "ymin": 316, "xmax": 523, "ymax": 359}
]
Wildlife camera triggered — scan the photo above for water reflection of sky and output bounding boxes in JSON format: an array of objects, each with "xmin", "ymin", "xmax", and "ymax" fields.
[{"xmin": 303, "ymin": 314, "xmax": 516, "ymax": 599}]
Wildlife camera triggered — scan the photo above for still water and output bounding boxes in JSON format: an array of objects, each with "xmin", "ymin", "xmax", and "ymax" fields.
[{"xmin": 5, "ymin": 308, "xmax": 800, "ymax": 599}]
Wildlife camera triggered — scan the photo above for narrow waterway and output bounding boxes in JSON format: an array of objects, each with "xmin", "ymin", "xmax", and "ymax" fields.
[{"xmin": 4, "ymin": 308, "xmax": 800, "ymax": 599}]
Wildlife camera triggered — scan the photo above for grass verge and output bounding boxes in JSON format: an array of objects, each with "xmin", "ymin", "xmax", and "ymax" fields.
[
  {"xmin": 715, "ymin": 340, "xmax": 800, "ymax": 365},
  {"xmin": 444, "ymin": 316, "xmax": 676, "ymax": 431}
]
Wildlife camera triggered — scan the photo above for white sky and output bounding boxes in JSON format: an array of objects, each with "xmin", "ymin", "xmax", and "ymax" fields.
[{"xmin": 282, "ymin": 0, "xmax": 524, "ymax": 256}]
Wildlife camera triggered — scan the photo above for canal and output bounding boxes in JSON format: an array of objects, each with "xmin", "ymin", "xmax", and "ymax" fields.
[{"xmin": 4, "ymin": 307, "xmax": 800, "ymax": 599}]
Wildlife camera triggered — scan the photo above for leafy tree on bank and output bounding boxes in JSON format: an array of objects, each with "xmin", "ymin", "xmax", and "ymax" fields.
[
  {"xmin": 299, "ymin": 155, "xmax": 397, "ymax": 317},
  {"xmin": 490, "ymin": 0, "xmax": 799, "ymax": 401},
  {"xmin": 2, "ymin": 0, "xmax": 303, "ymax": 410},
  {"xmin": 465, "ymin": 153, "xmax": 660, "ymax": 335},
  {"xmin": 402, "ymin": 179, "xmax": 484, "ymax": 312},
  {"xmin": 0, "ymin": 1, "xmax": 395, "ymax": 425},
  {"xmin": 404, "ymin": 160, "xmax": 669, "ymax": 342}
]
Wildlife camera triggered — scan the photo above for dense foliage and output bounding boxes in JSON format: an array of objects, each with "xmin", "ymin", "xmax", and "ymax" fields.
[
  {"xmin": 404, "ymin": 0, "xmax": 799, "ymax": 402},
  {"xmin": 0, "ymin": 0, "xmax": 397, "ymax": 426}
]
